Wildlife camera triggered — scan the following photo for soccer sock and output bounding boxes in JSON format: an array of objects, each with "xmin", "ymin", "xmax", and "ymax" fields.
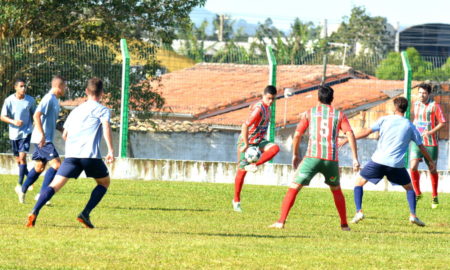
[
  {"xmin": 332, "ymin": 189, "xmax": 348, "ymax": 226},
  {"xmin": 354, "ymin": 186, "xmax": 363, "ymax": 212},
  {"xmin": 278, "ymin": 188, "xmax": 300, "ymax": 223},
  {"xmin": 22, "ymin": 169, "xmax": 42, "ymax": 193},
  {"xmin": 255, "ymin": 145, "xmax": 280, "ymax": 166},
  {"xmin": 32, "ymin": 187, "xmax": 55, "ymax": 215},
  {"xmin": 406, "ymin": 189, "xmax": 417, "ymax": 216},
  {"xmin": 40, "ymin": 168, "xmax": 57, "ymax": 193},
  {"xmin": 81, "ymin": 185, "xmax": 108, "ymax": 217},
  {"xmin": 430, "ymin": 173, "xmax": 439, "ymax": 197},
  {"xmin": 410, "ymin": 169, "xmax": 421, "ymax": 195},
  {"xmin": 18, "ymin": 164, "xmax": 28, "ymax": 185},
  {"xmin": 233, "ymin": 169, "xmax": 247, "ymax": 202}
]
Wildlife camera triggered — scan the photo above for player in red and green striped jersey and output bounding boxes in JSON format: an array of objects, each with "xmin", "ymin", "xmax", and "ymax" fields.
[
  {"xmin": 232, "ymin": 85, "xmax": 280, "ymax": 212},
  {"xmin": 410, "ymin": 83, "xmax": 446, "ymax": 209},
  {"xmin": 269, "ymin": 85, "xmax": 359, "ymax": 231}
]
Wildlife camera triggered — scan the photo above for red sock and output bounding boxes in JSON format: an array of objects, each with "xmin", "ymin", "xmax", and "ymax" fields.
[
  {"xmin": 431, "ymin": 173, "xmax": 439, "ymax": 197},
  {"xmin": 410, "ymin": 170, "xmax": 421, "ymax": 195},
  {"xmin": 233, "ymin": 169, "xmax": 247, "ymax": 202},
  {"xmin": 256, "ymin": 145, "xmax": 280, "ymax": 166},
  {"xmin": 278, "ymin": 188, "xmax": 299, "ymax": 223},
  {"xmin": 332, "ymin": 189, "xmax": 347, "ymax": 226}
]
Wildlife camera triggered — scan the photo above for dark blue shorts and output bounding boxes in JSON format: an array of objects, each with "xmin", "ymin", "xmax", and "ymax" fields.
[
  {"xmin": 360, "ymin": 160, "xmax": 411, "ymax": 186},
  {"xmin": 10, "ymin": 134, "xmax": 31, "ymax": 156},
  {"xmin": 57, "ymin": 158, "xmax": 109, "ymax": 179},
  {"xmin": 32, "ymin": 142, "xmax": 59, "ymax": 163}
]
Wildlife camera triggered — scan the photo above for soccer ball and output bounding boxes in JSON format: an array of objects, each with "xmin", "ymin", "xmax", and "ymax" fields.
[{"xmin": 245, "ymin": 146, "xmax": 261, "ymax": 163}]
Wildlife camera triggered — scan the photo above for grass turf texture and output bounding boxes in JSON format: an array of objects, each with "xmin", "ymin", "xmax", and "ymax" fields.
[{"xmin": 1, "ymin": 174, "xmax": 449, "ymax": 269}]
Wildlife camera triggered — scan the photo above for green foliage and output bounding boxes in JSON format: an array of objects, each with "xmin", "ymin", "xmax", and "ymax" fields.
[{"xmin": 1, "ymin": 176, "xmax": 450, "ymax": 268}]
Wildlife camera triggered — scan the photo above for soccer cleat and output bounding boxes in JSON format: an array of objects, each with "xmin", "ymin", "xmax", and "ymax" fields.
[
  {"xmin": 232, "ymin": 200, "xmax": 243, "ymax": 212},
  {"xmin": 34, "ymin": 193, "xmax": 51, "ymax": 206},
  {"xmin": 416, "ymin": 194, "xmax": 423, "ymax": 202},
  {"xmin": 15, "ymin": 185, "xmax": 25, "ymax": 204},
  {"xmin": 409, "ymin": 216, "xmax": 425, "ymax": 227},
  {"xmin": 77, "ymin": 213, "xmax": 95, "ymax": 229},
  {"xmin": 26, "ymin": 213, "xmax": 37, "ymax": 227},
  {"xmin": 351, "ymin": 212, "xmax": 364, "ymax": 224},
  {"xmin": 244, "ymin": 163, "xmax": 257, "ymax": 173},
  {"xmin": 431, "ymin": 197, "xmax": 439, "ymax": 209},
  {"xmin": 341, "ymin": 224, "xmax": 351, "ymax": 231},
  {"xmin": 268, "ymin": 222, "xmax": 285, "ymax": 229}
]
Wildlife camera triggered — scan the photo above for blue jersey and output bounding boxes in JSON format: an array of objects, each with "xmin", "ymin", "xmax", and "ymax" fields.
[
  {"xmin": 1, "ymin": 94, "xmax": 36, "ymax": 140},
  {"xmin": 30, "ymin": 92, "xmax": 60, "ymax": 144},
  {"xmin": 63, "ymin": 100, "xmax": 110, "ymax": 158},
  {"xmin": 371, "ymin": 115, "xmax": 422, "ymax": 168}
]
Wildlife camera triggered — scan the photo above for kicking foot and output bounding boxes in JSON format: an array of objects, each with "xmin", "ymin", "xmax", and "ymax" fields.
[
  {"xmin": 351, "ymin": 212, "xmax": 364, "ymax": 224},
  {"xmin": 15, "ymin": 185, "xmax": 25, "ymax": 204},
  {"xmin": 77, "ymin": 213, "xmax": 95, "ymax": 229},
  {"xmin": 341, "ymin": 224, "xmax": 351, "ymax": 231},
  {"xmin": 232, "ymin": 200, "xmax": 243, "ymax": 212},
  {"xmin": 26, "ymin": 213, "xmax": 37, "ymax": 227},
  {"xmin": 409, "ymin": 216, "xmax": 425, "ymax": 227},
  {"xmin": 431, "ymin": 197, "xmax": 439, "ymax": 209},
  {"xmin": 244, "ymin": 164, "xmax": 257, "ymax": 173},
  {"xmin": 268, "ymin": 222, "xmax": 285, "ymax": 229}
]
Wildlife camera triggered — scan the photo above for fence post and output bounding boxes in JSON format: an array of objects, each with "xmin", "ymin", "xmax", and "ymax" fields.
[
  {"xmin": 401, "ymin": 50, "xmax": 412, "ymax": 168},
  {"xmin": 266, "ymin": 45, "xmax": 277, "ymax": 147},
  {"xmin": 119, "ymin": 39, "xmax": 130, "ymax": 158}
]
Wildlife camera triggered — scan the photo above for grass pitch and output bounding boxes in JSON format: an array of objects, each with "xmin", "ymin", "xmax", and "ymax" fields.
[{"xmin": 1, "ymin": 174, "xmax": 449, "ymax": 269}]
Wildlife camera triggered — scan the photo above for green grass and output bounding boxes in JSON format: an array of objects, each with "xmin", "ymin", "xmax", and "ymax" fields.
[{"xmin": 1, "ymin": 174, "xmax": 449, "ymax": 269}]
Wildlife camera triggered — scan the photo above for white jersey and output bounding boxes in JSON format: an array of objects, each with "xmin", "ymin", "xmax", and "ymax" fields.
[{"xmin": 63, "ymin": 100, "xmax": 110, "ymax": 158}]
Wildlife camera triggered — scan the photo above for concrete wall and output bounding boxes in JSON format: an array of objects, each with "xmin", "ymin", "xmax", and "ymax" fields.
[{"xmin": 1, "ymin": 154, "xmax": 449, "ymax": 193}]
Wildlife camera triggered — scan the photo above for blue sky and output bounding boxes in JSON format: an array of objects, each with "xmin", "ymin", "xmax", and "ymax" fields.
[{"xmin": 201, "ymin": 0, "xmax": 450, "ymax": 29}]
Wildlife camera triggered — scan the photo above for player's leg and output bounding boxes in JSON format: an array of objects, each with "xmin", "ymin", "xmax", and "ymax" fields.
[
  {"xmin": 77, "ymin": 159, "xmax": 111, "ymax": 228},
  {"xmin": 21, "ymin": 145, "xmax": 46, "ymax": 194},
  {"xmin": 233, "ymin": 139, "xmax": 248, "ymax": 211},
  {"xmin": 423, "ymin": 146, "xmax": 439, "ymax": 208},
  {"xmin": 256, "ymin": 142, "xmax": 280, "ymax": 166},
  {"xmin": 409, "ymin": 143, "xmax": 422, "ymax": 199},
  {"xmin": 322, "ymin": 161, "xmax": 349, "ymax": 230},
  {"xmin": 17, "ymin": 152, "xmax": 28, "ymax": 186},
  {"xmin": 39, "ymin": 157, "xmax": 61, "ymax": 195}
]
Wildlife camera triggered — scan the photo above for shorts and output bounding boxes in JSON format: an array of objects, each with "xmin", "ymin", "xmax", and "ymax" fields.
[
  {"xmin": 237, "ymin": 137, "xmax": 271, "ymax": 168},
  {"xmin": 293, "ymin": 157, "xmax": 340, "ymax": 186},
  {"xmin": 57, "ymin": 158, "xmax": 109, "ymax": 179},
  {"xmin": 410, "ymin": 143, "xmax": 438, "ymax": 162},
  {"xmin": 10, "ymin": 134, "xmax": 31, "ymax": 156},
  {"xmin": 360, "ymin": 160, "xmax": 410, "ymax": 186},
  {"xmin": 32, "ymin": 142, "xmax": 59, "ymax": 163}
]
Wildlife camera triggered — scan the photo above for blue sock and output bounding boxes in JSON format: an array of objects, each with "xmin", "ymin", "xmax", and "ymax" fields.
[
  {"xmin": 18, "ymin": 164, "xmax": 28, "ymax": 185},
  {"xmin": 407, "ymin": 189, "xmax": 416, "ymax": 215},
  {"xmin": 22, "ymin": 169, "xmax": 41, "ymax": 193},
  {"xmin": 32, "ymin": 187, "xmax": 55, "ymax": 215},
  {"xmin": 40, "ymin": 168, "xmax": 57, "ymax": 193},
  {"xmin": 82, "ymin": 185, "xmax": 108, "ymax": 217},
  {"xmin": 354, "ymin": 186, "xmax": 364, "ymax": 212}
]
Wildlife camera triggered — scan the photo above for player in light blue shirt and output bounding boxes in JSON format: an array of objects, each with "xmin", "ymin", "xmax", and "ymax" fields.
[
  {"xmin": 16, "ymin": 76, "xmax": 66, "ymax": 204},
  {"xmin": 341, "ymin": 97, "xmax": 436, "ymax": 227},
  {"xmin": 27, "ymin": 77, "xmax": 115, "ymax": 228},
  {"xmin": 1, "ymin": 79, "xmax": 36, "ymax": 186}
]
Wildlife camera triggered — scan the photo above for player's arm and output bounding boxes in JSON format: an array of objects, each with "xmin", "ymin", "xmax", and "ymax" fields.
[
  {"xmin": 62, "ymin": 129, "xmax": 68, "ymax": 141},
  {"xmin": 102, "ymin": 120, "xmax": 115, "ymax": 163},
  {"xmin": 424, "ymin": 105, "xmax": 446, "ymax": 136},
  {"xmin": 339, "ymin": 114, "xmax": 360, "ymax": 171},
  {"xmin": 418, "ymin": 144, "xmax": 437, "ymax": 173},
  {"xmin": 239, "ymin": 106, "xmax": 261, "ymax": 153},
  {"xmin": 292, "ymin": 113, "xmax": 308, "ymax": 169},
  {"xmin": 33, "ymin": 110, "xmax": 46, "ymax": 147},
  {"xmin": 1, "ymin": 103, "xmax": 23, "ymax": 126},
  {"xmin": 339, "ymin": 128, "xmax": 372, "ymax": 147},
  {"xmin": 239, "ymin": 123, "xmax": 249, "ymax": 153}
]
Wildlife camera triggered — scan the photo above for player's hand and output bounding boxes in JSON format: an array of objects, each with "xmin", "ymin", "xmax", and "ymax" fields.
[
  {"xmin": 105, "ymin": 151, "xmax": 115, "ymax": 164},
  {"xmin": 292, "ymin": 155, "xmax": 301, "ymax": 169},
  {"xmin": 13, "ymin": 120, "xmax": 23, "ymax": 127},
  {"xmin": 422, "ymin": 130, "xmax": 431, "ymax": 137},
  {"xmin": 239, "ymin": 143, "xmax": 249, "ymax": 153},
  {"xmin": 427, "ymin": 160, "xmax": 437, "ymax": 174},
  {"xmin": 352, "ymin": 160, "xmax": 360, "ymax": 172},
  {"xmin": 338, "ymin": 138, "xmax": 348, "ymax": 149},
  {"xmin": 38, "ymin": 132, "xmax": 45, "ymax": 148}
]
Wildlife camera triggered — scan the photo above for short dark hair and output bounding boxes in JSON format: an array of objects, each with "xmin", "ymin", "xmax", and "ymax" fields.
[
  {"xmin": 264, "ymin": 85, "xmax": 277, "ymax": 95},
  {"xmin": 86, "ymin": 77, "xmax": 103, "ymax": 97},
  {"xmin": 417, "ymin": 83, "xmax": 431, "ymax": 94},
  {"xmin": 318, "ymin": 85, "xmax": 334, "ymax": 105},
  {"xmin": 52, "ymin": 75, "xmax": 66, "ymax": 82},
  {"xmin": 393, "ymin": 97, "xmax": 408, "ymax": 113},
  {"xmin": 14, "ymin": 78, "xmax": 26, "ymax": 86}
]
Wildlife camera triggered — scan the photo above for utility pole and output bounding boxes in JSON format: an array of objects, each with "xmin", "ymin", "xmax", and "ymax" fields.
[
  {"xmin": 218, "ymin": 14, "xmax": 224, "ymax": 42},
  {"xmin": 395, "ymin": 21, "xmax": 400, "ymax": 52}
]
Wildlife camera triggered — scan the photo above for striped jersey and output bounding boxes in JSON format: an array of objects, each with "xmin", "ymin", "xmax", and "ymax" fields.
[
  {"xmin": 296, "ymin": 104, "xmax": 352, "ymax": 161},
  {"xmin": 413, "ymin": 99, "xmax": 446, "ymax": 146},
  {"xmin": 245, "ymin": 101, "xmax": 271, "ymax": 144}
]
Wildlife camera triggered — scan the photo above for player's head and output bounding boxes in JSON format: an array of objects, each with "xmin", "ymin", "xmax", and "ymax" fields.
[
  {"xmin": 417, "ymin": 83, "xmax": 431, "ymax": 103},
  {"xmin": 51, "ymin": 75, "xmax": 66, "ymax": 97},
  {"xmin": 393, "ymin": 96, "xmax": 408, "ymax": 114},
  {"xmin": 262, "ymin": 85, "xmax": 277, "ymax": 106},
  {"xmin": 318, "ymin": 85, "xmax": 334, "ymax": 105},
  {"xmin": 14, "ymin": 79, "xmax": 26, "ymax": 95},
  {"xmin": 86, "ymin": 77, "xmax": 104, "ymax": 98}
]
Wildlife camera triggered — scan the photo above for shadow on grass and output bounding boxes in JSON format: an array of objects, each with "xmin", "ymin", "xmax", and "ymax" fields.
[
  {"xmin": 156, "ymin": 231, "xmax": 311, "ymax": 239},
  {"xmin": 103, "ymin": 206, "xmax": 212, "ymax": 212}
]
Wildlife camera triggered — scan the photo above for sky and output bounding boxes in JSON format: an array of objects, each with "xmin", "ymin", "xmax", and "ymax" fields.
[{"xmin": 200, "ymin": 0, "xmax": 450, "ymax": 29}]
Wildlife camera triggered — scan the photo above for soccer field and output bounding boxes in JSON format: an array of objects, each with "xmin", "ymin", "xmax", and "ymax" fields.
[{"xmin": 1, "ymin": 174, "xmax": 449, "ymax": 269}]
